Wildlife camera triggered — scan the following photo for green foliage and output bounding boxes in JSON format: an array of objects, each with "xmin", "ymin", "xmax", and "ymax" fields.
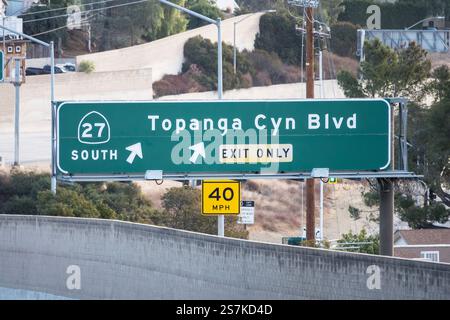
[
  {"xmin": 363, "ymin": 191, "xmax": 379, "ymax": 207},
  {"xmin": 337, "ymin": 39, "xmax": 431, "ymax": 100},
  {"xmin": 330, "ymin": 22, "xmax": 359, "ymax": 58},
  {"xmin": 336, "ymin": 70, "xmax": 364, "ymax": 98},
  {"xmin": 360, "ymin": 188, "xmax": 450, "ymax": 229},
  {"xmin": 0, "ymin": 170, "xmax": 50, "ymax": 215},
  {"xmin": 428, "ymin": 65, "xmax": 450, "ymax": 102},
  {"xmin": 321, "ymin": 0, "xmax": 345, "ymax": 25},
  {"xmin": 348, "ymin": 205, "xmax": 361, "ymax": 220},
  {"xmin": 154, "ymin": 36, "xmax": 301, "ymax": 97},
  {"xmin": 161, "ymin": 187, "xmax": 248, "ymax": 239},
  {"xmin": 0, "ymin": 171, "xmax": 248, "ymax": 239},
  {"xmin": 36, "ymin": 188, "xmax": 101, "ymax": 217},
  {"xmin": 84, "ymin": 0, "xmax": 188, "ymax": 51},
  {"xmin": 235, "ymin": 0, "xmax": 277, "ymax": 12},
  {"xmin": 182, "ymin": 36, "xmax": 253, "ymax": 91},
  {"xmin": 0, "ymin": 171, "xmax": 158, "ymax": 224},
  {"xmin": 186, "ymin": 0, "xmax": 223, "ymax": 29},
  {"xmin": 22, "ymin": 0, "xmax": 71, "ymax": 44},
  {"xmin": 407, "ymin": 81, "xmax": 450, "ymax": 208},
  {"xmin": 254, "ymin": 11, "xmax": 303, "ymax": 66},
  {"xmin": 78, "ymin": 60, "xmax": 95, "ymax": 74},
  {"xmin": 396, "ymin": 195, "xmax": 450, "ymax": 229},
  {"xmin": 158, "ymin": 0, "xmax": 189, "ymax": 38},
  {"xmin": 423, "ymin": 99, "xmax": 450, "ymax": 200},
  {"xmin": 337, "ymin": 229, "xmax": 379, "ymax": 254}
]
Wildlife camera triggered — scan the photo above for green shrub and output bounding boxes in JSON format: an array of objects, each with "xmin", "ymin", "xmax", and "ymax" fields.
[
  {"xmin": 78, "ymin": 60, "xmax": 95, "ymax": 74},
  {"xmin": 186, "ymin": 0, "xmax": 223, "ymax": 29},
  {"xmin": 254, "ymin": 11, "xmax": 302, "ymax": 66},
  {"xmin": 330, "ymin": 22, "xmax": 359, "ymax": 58},
  {"xmin": 162, "ymin": 187, "xmax": 248, "ymax": 239}
]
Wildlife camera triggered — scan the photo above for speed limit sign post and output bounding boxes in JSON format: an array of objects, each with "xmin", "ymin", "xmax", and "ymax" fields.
[{"xmin": 201, "ymin": 180, "xmax": 241, "ymax": 215}]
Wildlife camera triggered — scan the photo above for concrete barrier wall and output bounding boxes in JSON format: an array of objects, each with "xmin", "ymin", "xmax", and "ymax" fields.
[{"xmin": 0, "ymin": 215, "xmax": 449, "ymax": 299}]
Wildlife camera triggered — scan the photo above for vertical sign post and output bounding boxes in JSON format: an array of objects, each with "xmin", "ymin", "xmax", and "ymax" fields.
[{"xmin": 0, "ymin": 50, "xmax": 3, "ymax": 82}]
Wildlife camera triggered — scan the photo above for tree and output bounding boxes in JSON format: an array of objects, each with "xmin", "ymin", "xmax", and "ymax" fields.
[
  {"xmin": 162, "ymin": 187, "xmax": 248, "ymax": 239},
  {"xmin": 321, "ymin": 0, "xmax": 344, "ymax": 25},
  {"xmin": 0, "ymin": 170, "xmax": 162, "ymax": 224},
  {"xmin": 88, "ymin": 0, "xmax": 187, "ymax": 50},
  {"xmin": 157, "ymin": 0, "xmax": 189, "ymax": 39},
  {"xmin": 22, "ymin": 0, "xmax": 71, "ymax": 44},
  {"xmin": 396, "ymin": 194, "xmax": 450, "ymax": 229},
  {"xmin": 186, "ymin": 0, "xmax": 223, "ymax": 29},
  {"xmin": 423, "ymin": 99, "xmax": 450, "ymax": 207},
  {"xmin": 337, "ymin": 39, "xmax": 431, "ymax": 101},
  {"xmin": 427, "ymin": 65, "xmax": 450, "ymax": 102},
  {"xmin": 182, "ymin": 36, "xmax": 253, "ymax": 91},
  {"xmin": 254, "ymin": 10, "xmax": 303, "ymax": 66},
  {"xmin": 330, "ymin": 21, "xmax": 359, "ymax": 58}
]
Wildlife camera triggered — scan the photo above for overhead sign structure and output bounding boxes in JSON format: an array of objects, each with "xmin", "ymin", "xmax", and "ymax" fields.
[
  {"xmin": 0, "ymin": 50, "xmax": 3, "ymax": 82},
  {"xmin": 202, "ymin": 180, "xmax": 240, "ymax": 215},
  {"xmin": 238, "ymin": 201, "xmax": 255, "ymax": 224},
  {"xmin": 55, "ymin": 99, "xmax": 391, "ymax": 179}
]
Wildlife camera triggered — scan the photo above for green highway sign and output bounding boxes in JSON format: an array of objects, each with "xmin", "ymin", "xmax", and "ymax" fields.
[
  {"xmin": 0, "ymin": 50, "xmax": 3, "ymax": 82},
  {"xmin": 55, "ymin": 99, "xmax": 391, "ymax": 178}
]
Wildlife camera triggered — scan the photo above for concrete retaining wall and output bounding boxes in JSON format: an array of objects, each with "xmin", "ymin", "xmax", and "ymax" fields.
[
  {"xmin": 0, "ymin": 215, "xmax": 449, "ymax": 299},
  {"xmin": 76, "ymin": 13, "xmax": 263, "ymax": 81}
]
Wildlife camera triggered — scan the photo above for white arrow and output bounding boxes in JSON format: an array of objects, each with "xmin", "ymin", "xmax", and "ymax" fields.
[
  {"xmin": 126, "ymin": 143, "xmax": 143, "ymax": 164},
  {"xmin": 189, "ymin": 142, "xmax": 206, "ymax": 163}
]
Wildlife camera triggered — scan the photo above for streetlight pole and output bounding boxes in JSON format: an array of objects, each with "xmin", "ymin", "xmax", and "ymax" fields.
[
  {"xmin": 0, "ymin": 24, "xmax": 55, "ymax": 192},
  {"xmin": 13, "ymin": 58, "xmax": 20, "ymax": 166},
  {"xmin": 405, "ymin": 16, "xmax": 445, "ymax": 30}
]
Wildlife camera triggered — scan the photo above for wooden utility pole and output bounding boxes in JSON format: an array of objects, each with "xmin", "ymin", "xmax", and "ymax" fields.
[{"xmin": 305, "ymin": 6, "xmax": 316, "ymax": 242}]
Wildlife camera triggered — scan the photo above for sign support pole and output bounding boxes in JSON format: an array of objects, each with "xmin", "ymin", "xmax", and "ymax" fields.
[
  {"xmin": 379, "ymin": 179, "xmax": 394, "ymax": 256},
  {"xmin": 50, "ymin": 41, "xmax": 56, "ymax": 194},
  {"xmin": 319, "ymin": 179, "xmax": 324, "ymax": 241},
  {"xmin": 217, "ymin": 17, "xmax": 225, "ymax": 237}
]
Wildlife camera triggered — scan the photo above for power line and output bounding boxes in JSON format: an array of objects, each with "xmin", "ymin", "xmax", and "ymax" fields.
[
  {"xmin": 23, "ymin": 0, "xmax": 148, "ymax": 24},
  {"xmin": 30, "ymin": 13, "xmax": 99, "ymax": 37},
  {"xmin": 19, "ymin": 0, "xmax": 124, "ymax": 17}
]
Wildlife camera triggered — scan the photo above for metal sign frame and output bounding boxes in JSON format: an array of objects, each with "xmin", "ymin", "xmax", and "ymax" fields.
[
  {"xmin": 54, "ymin": 98, "xmax": 421, "ymax": 182},
  {"xmin": 0, "ymin": 50, "xmax": 3, "ymax": 82}
]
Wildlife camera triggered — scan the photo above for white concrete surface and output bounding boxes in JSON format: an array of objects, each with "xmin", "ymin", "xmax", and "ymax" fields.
[
  {"xmin": 158, "ymin": 80, "xmax": 344, "ymax": 100},
  {"xmin": 75, "ymin": 13, "xmax": 264, "ymax": 81}
]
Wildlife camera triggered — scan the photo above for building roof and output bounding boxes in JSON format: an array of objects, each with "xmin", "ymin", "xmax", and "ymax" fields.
[{"xmin": 395, "ymin": 229, "xmax": 450, "ymax": 245}]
